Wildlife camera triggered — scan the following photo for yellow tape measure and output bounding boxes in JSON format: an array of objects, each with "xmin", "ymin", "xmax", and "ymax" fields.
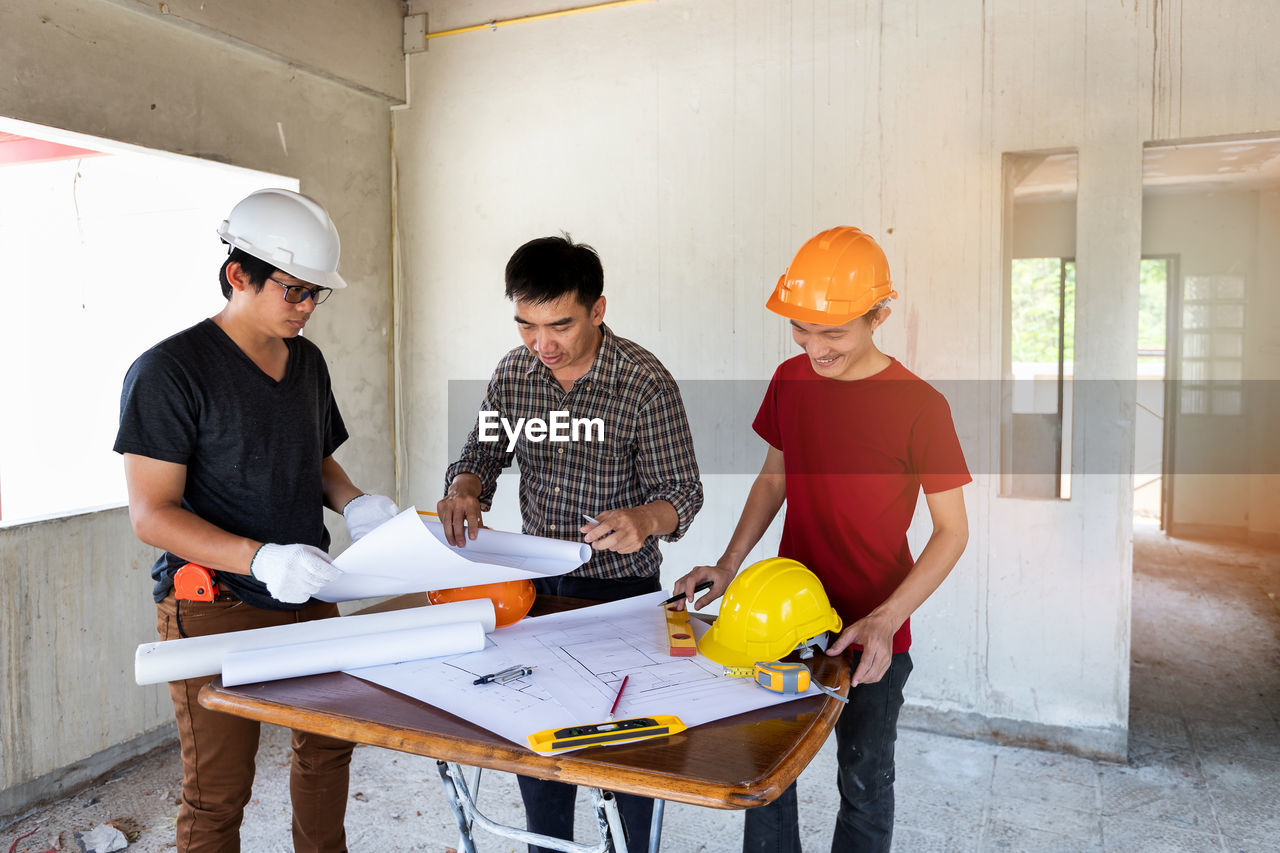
[
  {"xmin": 527, "ymin": 715, "xmax": 687, "ymax": 753},
  {"xmin": 724, "ymin": 661, "xmax": 849, "ymax": 704},
  {"xmin": 722, "ymin": 662, "xmax": 808, "ymax": 689},
  {"xmin": 754, "ymin": 661, "xmax": 810, "ymax": 692}
]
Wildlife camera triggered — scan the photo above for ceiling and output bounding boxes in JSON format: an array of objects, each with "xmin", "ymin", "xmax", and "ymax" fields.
[{"xmin": 1013, "ymin": 137, "xmax": 1280, "ymax": 198}]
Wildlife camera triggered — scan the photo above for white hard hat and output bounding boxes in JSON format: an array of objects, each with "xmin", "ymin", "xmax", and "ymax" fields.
[{"xmin": 217, "ymin": 188, "xmax": 348, "ymax": 289}]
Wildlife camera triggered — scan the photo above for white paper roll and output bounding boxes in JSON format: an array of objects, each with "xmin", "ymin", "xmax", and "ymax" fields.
[
  {"xmin": 135, "ymin": 598, "xmax": 496, "ymax": 685},
  {"xmin": 318, "ymin": 509, "xmax": 591, "ymax": 602},
  {"xmin": 220, "ymin": 621, "xmax": 486, "ymax": 686}
]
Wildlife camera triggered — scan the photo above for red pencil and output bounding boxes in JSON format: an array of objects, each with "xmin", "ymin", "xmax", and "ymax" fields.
[{"xmin": 606, "ymin": 675, "xmax": 629, "ymax": 721}]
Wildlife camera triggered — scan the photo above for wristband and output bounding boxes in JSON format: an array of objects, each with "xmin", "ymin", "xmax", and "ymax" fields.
[{"xmin": 249, "ymin": 543, "xmax": 266, "ymax": 580}]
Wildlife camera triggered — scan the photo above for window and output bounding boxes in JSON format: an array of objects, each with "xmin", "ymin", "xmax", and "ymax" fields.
[
  {"xmin": 0, "ymin": 117, "xmax": 298, "ymax": 524},
  {"xmin": 1178, "ymin": 274, "xmax": 1244, "ymax": 416},
  {"xmin": 1002, "ymin": 150, "xmax": 1078, "ymax": 499}
]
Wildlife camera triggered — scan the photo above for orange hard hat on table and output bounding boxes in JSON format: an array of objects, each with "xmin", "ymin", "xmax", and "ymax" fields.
[
  {"xmin": 767, "ymin": 226, "xmax": 897, "ymax": 325},
  {"xmin": 427, "ymin": 579, "xmax": 537, "ymax": 628}
]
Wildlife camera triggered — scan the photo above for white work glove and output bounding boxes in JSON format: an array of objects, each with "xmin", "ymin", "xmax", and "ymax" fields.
[
  {"xmin": 342, "ymin": 493, "xmax": 399, "ymax": 542},
  {"xmin": 250, "ymin": 543, "xmax": 341, "ymax": 604}
]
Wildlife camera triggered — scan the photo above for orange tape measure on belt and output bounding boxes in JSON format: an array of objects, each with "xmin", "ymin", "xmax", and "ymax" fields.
[{"xmin": 174, "ymin": 562, "xmax": 219, "ymax": 602}]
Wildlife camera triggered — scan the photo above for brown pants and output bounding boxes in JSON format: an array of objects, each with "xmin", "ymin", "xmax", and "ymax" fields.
[{"xmin": 157, "ymin": 594, "xmax": 354, "ymax": 853}]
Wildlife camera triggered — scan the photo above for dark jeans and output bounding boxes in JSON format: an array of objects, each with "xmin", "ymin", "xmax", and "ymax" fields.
[
  {"xmin": 744, "ymin": 651, "xmax": 913, "ymax": 853},
  {"xmin": 522, "ymin": 573, "xmax": 661, "ymax": 853}
]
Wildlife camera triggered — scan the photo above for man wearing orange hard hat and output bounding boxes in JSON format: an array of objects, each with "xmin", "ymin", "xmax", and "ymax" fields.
[{"xmin": 675, "ymin": 227, "xmax": 971, "ymax": 853}]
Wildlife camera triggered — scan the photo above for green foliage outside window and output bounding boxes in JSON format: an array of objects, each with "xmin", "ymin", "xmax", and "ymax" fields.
[
  {"xmin": 1012, "ymin": 258, "xmax": 1075, "ymax": 365},
  {"xmin": 1137, "ymin": 258, "xmax": 1168, "ymax": 351},
  {"xmin": 1013, "ymin": 256, "xmax": 1168, "ymax": 369}
]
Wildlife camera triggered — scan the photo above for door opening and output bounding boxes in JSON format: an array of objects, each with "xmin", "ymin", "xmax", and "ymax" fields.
[{"xmin": 1134, "ymin": 256, "xmax": 1173, "ymax": 527}]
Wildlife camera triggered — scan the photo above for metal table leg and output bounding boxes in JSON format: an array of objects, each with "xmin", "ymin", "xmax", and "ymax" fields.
[
  {"xmin": 456, "ymin": 765, "xmax": 483, "ymax": 853},
  {"xmin": 435, "ymin": 760, "xmax": 649, "ymax": 853},
  {"xmin": 648, "ymin": 798, "xmax": 665, "ymax": 853},
  {"xmin": 590, "ymin": 788, "xmax": 629, "ymax": 853},
  {"xmin": 435, "ymin": 760, "xmax": 478, "ymax": 853}
]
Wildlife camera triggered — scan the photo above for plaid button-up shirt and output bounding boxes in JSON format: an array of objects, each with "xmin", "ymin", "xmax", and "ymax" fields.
[{"xmin": 445, "ymin": 324, "xmax": 703, "ymax": 580}]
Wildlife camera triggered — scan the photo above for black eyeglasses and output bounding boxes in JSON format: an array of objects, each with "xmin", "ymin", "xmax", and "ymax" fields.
[{"xmin": 269, "ymin": 277, "xmax": 333, "ymax": 305}]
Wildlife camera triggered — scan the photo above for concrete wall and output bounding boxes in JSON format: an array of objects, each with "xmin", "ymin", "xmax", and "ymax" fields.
[
  {"xmin": 396, "ymin": 0, "xmax": 1280, "ymax": 760},
  {"xmin": 0, "ymin": 0, "xmax": 399, "ymax": 817},
  {"xmin": 1250, "ymin": 189, "xmax": 1280, "ymax": 541},
  {"xmin": 102, "ymin": 0, "xmax": 406, "ymax": 101}
]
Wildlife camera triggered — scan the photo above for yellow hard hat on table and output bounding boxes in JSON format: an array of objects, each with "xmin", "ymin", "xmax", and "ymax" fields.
[{"xmin": 697, "ymin": 557, "xmax": 843, "ymax": 668}]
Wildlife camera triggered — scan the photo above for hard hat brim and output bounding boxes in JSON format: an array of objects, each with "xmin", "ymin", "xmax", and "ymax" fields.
[
  {"xmin": 219, "ymin": 230, "xmax": 348, "ymax": 290},
  {"xmin": 697, "ymin": 627, "xmax": 763, "ymax": 669},
  {"xmin": 765, "ymin": 286, "xmax": 897, "ymax": 326},
  {"xmin": 278, "ymin": 261, "xmax": 347, "ymax": 290}
]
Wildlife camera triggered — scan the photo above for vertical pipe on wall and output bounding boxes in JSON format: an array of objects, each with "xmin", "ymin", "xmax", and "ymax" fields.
[{"xmin": 389, "ymin": 120, "xmax": 407, "ymax": 506}]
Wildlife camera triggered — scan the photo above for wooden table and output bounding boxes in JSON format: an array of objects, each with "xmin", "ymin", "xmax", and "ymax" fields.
[{"xmin": 199, "ymin": 594, "xmax": 848, "ymax": 844}]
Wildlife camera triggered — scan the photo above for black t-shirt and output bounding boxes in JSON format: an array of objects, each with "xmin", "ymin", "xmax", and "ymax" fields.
[{"xmin": 114, "ymin": 318, "xmax": 348, "ymax": 610}]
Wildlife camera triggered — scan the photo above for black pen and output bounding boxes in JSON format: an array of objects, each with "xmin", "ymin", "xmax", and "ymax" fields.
[
  {"xmin": 473, "ymin": 664, "xmax": 534, "ymax": 685},
  {"xmin": 657, "ymin": 580, "xmax": 713, "ymax": 607},
  {"xmin": 495, "ymin": 665, "xmax": 535, "ymax": 684}
]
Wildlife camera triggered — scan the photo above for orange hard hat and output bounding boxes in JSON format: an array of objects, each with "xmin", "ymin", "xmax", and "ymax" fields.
[
  {"xmin": 427, "ymin": 579, "xmax": 537, "ymax": 628},
  {"xmin": 767, "ymin": 227, "xmax": 897, "ymax": 325}
]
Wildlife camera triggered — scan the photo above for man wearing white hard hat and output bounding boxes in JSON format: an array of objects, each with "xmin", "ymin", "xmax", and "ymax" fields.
[{"xmin": 114, "ymin": 188, "xmax": 398, "ymax": 852}]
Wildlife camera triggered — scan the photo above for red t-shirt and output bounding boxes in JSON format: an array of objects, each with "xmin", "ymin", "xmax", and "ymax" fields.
[{"xmin": 752, "ymin": 355, "xmax": 971, "ymax": 653}]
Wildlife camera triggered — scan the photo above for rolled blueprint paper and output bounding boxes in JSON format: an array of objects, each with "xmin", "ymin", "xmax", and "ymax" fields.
[
  {"xmin": 135, "ymin": 599, "xmax": 496, "ymax": 685},
  {"xmin": 318, "ymin": 508, "xmax": 591, "ymax": 601},
  {"xmin": 221, "ymin": 621, "xmax": 486, "ymax": 686}
]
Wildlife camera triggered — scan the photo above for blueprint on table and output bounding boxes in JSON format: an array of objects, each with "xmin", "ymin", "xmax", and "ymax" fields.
[
  {"xmin": 346, "ymin": 591, "xmax": 824, "ymax": 749},
  {"xmin": 317, "ymin": 507, "xmax": 591, "ymax": 601}
]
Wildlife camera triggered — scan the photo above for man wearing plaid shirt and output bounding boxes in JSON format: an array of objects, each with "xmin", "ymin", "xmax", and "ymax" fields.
[{"xmin": 438, "ymin": 234, "xmax": 703, "ymax": 852}]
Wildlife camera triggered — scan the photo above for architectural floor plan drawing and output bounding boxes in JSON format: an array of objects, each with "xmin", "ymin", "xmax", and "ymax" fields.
[
  {"xmin": 350, "ymin": 634, "xmax": 556, "ymax": 742},
  {"xmin": 348, "ymin": 591, "xmax": 821, "ymax": 749},
  {"xmin": 505, "ymin": 611, "xmax": 732, "ymax": 723}
]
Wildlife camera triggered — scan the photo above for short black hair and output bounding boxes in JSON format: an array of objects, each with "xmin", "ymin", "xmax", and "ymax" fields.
[
  {"xmin": 504, "ymin": 235, "xmax": 603, "ymax": 309},
  {"xmin": 218, "ymin": 248, "xmax": 276, "ymax": 300}
]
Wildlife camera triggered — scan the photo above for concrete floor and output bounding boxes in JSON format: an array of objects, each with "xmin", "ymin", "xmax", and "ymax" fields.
[{"xmin": 4, "ymin": 521, "xmax": 1277, "ymax": 852}]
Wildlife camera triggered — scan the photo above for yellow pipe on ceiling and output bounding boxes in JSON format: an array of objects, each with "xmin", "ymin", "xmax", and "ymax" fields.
[{"xmin": 423, "ymin": 0, "xmax": 655, "ymax": 41}]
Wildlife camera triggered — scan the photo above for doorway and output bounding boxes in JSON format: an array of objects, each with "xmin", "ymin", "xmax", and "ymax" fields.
[
  {"xmin": 1134, "ymin": 255, "xmax": 1174, "ymax": 527},
  {"xmin": 1138, "ymin": 133, "xmax": 1279, "ymax": 541},
  {"xmin": 1132, "ymin": 133, "xmax": 1280, "ymax": 765}
]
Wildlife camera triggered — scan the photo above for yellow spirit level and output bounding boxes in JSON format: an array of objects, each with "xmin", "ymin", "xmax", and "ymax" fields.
[
  {"xmin": 527, "ymin": 715, "xmax": 687, "ymax": 753},
  {"xmin": 664, "ymin": 607, "xmax": 697, "ymax": 656}
]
